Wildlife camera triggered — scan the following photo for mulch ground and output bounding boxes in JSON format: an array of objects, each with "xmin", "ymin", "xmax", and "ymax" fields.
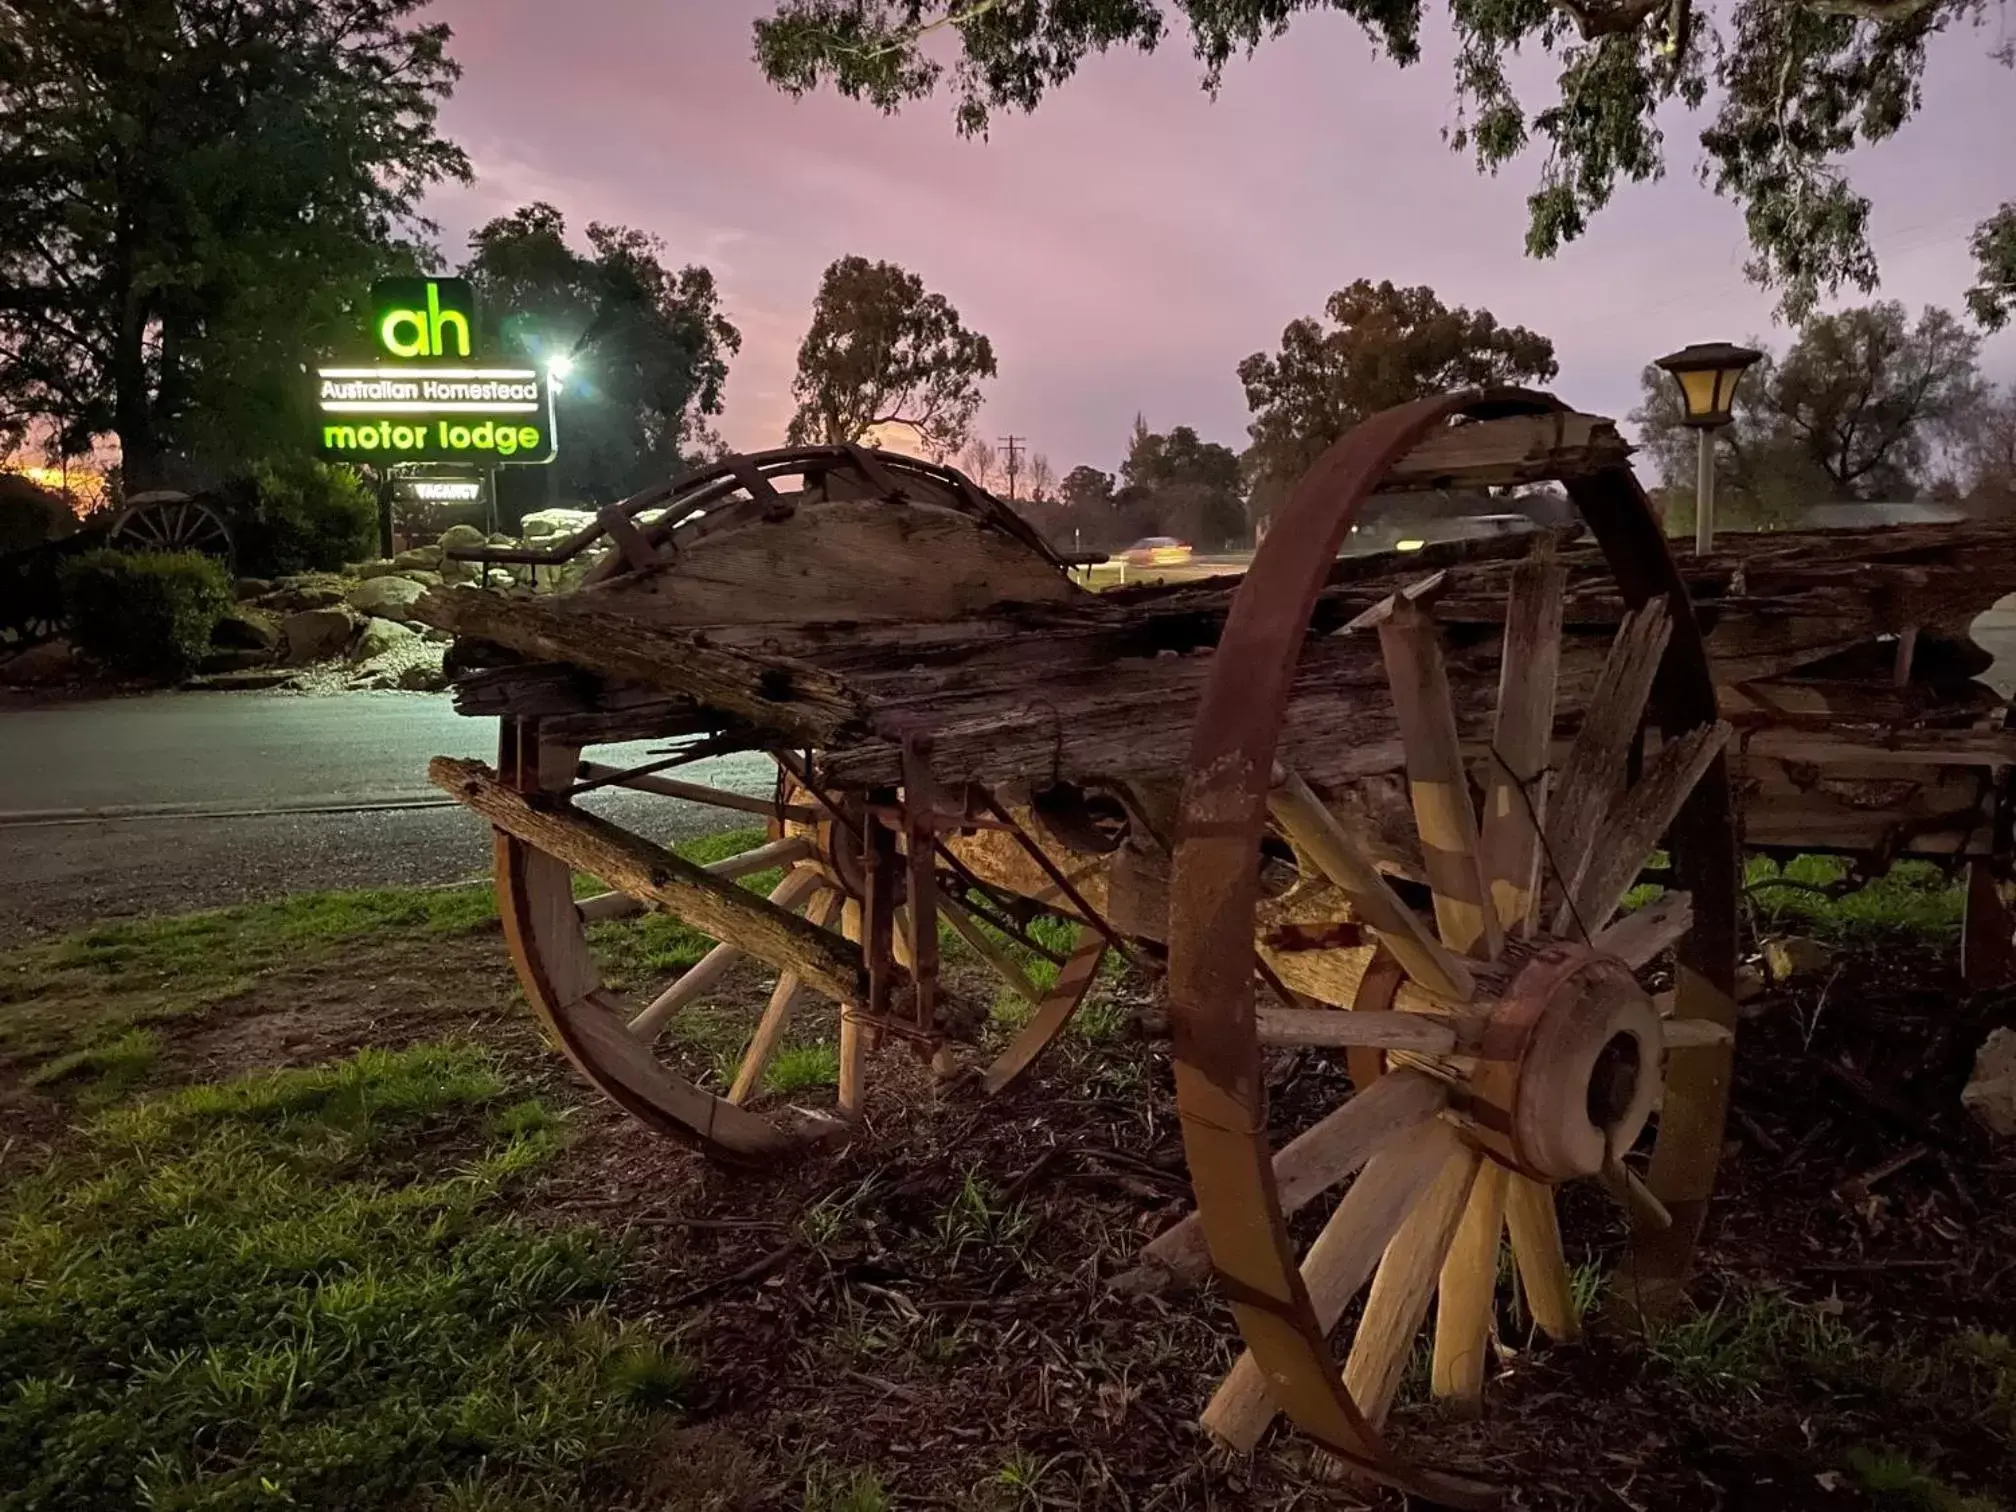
[{"xmin": 9, "ymin": 921, "xmax": 2012, "ymax": 1510}]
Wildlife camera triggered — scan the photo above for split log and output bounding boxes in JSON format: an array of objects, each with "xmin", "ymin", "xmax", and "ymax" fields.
[
  {"xmin": 416, "ymin": 587, "xmax": 866, "ymax": 746},
  {"xmin": 428, "ymin": 756, "xmax": 865, "ymax": 1002}
]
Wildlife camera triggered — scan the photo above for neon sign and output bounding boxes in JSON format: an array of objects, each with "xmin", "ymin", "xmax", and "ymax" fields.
[{"xmin": 313, "ymin": 278, "xmax": 558, "ymax": 466}]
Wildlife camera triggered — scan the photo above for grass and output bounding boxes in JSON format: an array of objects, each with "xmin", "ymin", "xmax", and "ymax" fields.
[
  {"xmin": 0, "ymin": 883, "xmax": 499, "ymax": 1070},
  {"xmin": 1746, "ymin": 854, "xmax": 1964, "ymax": 941},
  {"xmin": 0, "ymin": 1043, "xmax": 691, "ymax": 1512},
  {"xmin": 767, "ymin": 1041, "xmax": 840, "ymax": 1093},
  {"xmin": 1640, "ymin": 1289, "xmax": 2013, "ymax": 1510},
  {"xmin": 801, "ymin": 1465, "xmax": 893, "ymax": 1512}
]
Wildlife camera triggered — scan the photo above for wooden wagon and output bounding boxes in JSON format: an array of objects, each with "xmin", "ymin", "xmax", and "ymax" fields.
[{"xmin": 416, "ymin": 389, "xmax": 2016, "ymax": 1507}]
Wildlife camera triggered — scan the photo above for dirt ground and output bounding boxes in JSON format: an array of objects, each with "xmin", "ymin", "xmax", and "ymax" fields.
[{"xmin": 5, "ymin": 899, "xmax": 2013, "ymax": 1512}]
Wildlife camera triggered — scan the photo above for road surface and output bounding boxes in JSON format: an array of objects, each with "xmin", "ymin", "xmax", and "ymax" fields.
[{"xmin": 0, "ymin": 690, "xmax": 776, "ymax": 936}]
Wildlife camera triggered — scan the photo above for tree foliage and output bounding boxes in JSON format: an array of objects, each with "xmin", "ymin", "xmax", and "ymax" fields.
[
  {"xmin": 0, "ymin": 0, "xmax": 470, "ymax": 487},
  {"xmin": 1119, "ymin": 419, "xmax": 1246, "ymax": 546},
  {"xmin": 461, "ymin": 203, "xmax": 741, "ymax": 508},
  {"xmin": 1239, "ymin": 279, "xmax": 1557, "ymax": 506},
  {"xmin": 786, "ymin": 255, "xmax": 997, "ymax": 453},
  {"xmin": 754, "ymin": 0, "xmax": 2013, "ymax": 324},
  {"xmin": 1631, "ymin": 300, "xmax": 1984, "ymax": 527}
]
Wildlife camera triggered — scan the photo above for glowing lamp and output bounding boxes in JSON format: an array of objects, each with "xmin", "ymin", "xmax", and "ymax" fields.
[{"xmin": 1653, "ymin": 341, "xmax": 1762, "ymax": 553}]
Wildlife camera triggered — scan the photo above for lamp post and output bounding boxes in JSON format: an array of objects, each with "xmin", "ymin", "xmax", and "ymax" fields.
[{"xmin": 1653, "ymin": 341, "xmax": 1762, "ymax": 555}]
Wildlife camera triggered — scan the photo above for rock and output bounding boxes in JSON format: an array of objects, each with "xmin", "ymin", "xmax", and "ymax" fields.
[
  {"xmin": 234, "ymin": 577, "xmax": 273, "ymax": 601},
  {"xmin": 1734, "ymin": 963, "xmax": 1767, "ymax": 1005},
  {"xmin": 402, "ymin": 570, "xmax": 443, "ymax": 587},
  {"xmin": 438, "ymin": 522, "xmax": 488, "ymax": 552},
  {"xmin": 488, "ymin": 533, "xmax": 514, "ymax": 546},
  {"xmin": 350, "ymin": 617, "xmax": 418, "ymax": 662},
  {"xmin": 1963, "ymin": 1027, "xmax": 2016, "ymax": 1138},
  {"xmin": 0, "ymin": 638, "xmax": 78, "ymax": 685},
  {"xmin": 484, "ymin": 568, "xmax": 516, "ymax": 589},
  {"xmin": 396, "ymin": 658, "xmax": 448, "ymax": 692},
  {"xmin": 354, "ymin": 558, "xmax": 409, "ymax": 580},
  {"xmin": 255, "ymin": 573, "xmax": 349, "ymax": 613},
  {"xmin": 520, "ymin": 507, "xmax": 595, "ymax": 540},
  {"xmin": 421, "ymin": 626, "xmax": 454, "ymax": 644},
  {"xmin": 346, "ymin": 574, "xmax": 426, "ymax": 622},
  {"xmin": 1762, "ymin": 936, "xmax": 1834, "ymax": 982},
  {"xmin": 439, "ymin": 555, "xmax": 480, "ymax": 585},
  {"xmin": 393, "ymin": 546, "xmax": 442, "ymax": 571},
  {"xmin": 211, "ymin": 607, "xmax": 280, "ymax": 652},
  {"xmin": 281, "ymin": 607, "xmax": 358, "ymax": 664}
]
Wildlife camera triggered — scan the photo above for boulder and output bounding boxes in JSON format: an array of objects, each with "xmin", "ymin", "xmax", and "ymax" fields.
[
  {"xmin": 421, "ymin": 626, "xmax": 454, "ymax": 644},
  {"xmin": 403, "ymin": 570, "xmax": 443, "ymax": 587},
  {"xmin": 1762, "ymin": 936, "xmax": 1833, "ymax": 983},
  {"xmin": 350, "ymin": 617, "xmax": 418, "ymax": 663},
  {"xmin": 439, "ymin": 555, "xmax": 480, "ymax": 586},
  {"xmin": 488, "ymin": 533, "xmax": 515, "ymax": 546},
  {"xmin": 355, "ymin": 559, "xmax": 408, "ymax": 580},
  {"xmin": 520, "ymin": 507, "xmax": 595, "ymax": 540},
  {"xmin": 281, "ymin": 607, "xmax": 358, "ymax": 665},
  {"xmin": 1963, "ymin": 1027, "xmax": 2016, "ymax": 1139},
  {"xmin": 397, "ymin": 657, "xmax": 448, "ymax": 692},
  {"xmin": 211, "ymin": 607, "xmax": 280, "ymax": 653},
  {"xmin": 484, "ymin": 568, "xmax": 516, "ymax": 589},
  {"xmin": 234, "ymin": 577, "xmax": 273, "ymax": 601},
  {"xmin": 346, "ymin": 574, "xmax": 425, "ymax": 622},
  {"xmin": 393, "ymin": 546, "xmax": 442, "ymax": 571},
  {"xmin": 0, "ymin": 638, "xmax": 78, "ymax": 685},
  {"xmin": 255, "ymin": 573, "xmax": 348, "ymax": 613},
  {"xmin": 438, "ymin": 522, "xmax": 488, "ymax": 553}
]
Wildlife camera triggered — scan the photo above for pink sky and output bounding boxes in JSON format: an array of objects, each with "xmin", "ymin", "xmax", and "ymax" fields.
[{"xmin": 421, "ymin": 1, "xmax": 2016, "ymax": 476}]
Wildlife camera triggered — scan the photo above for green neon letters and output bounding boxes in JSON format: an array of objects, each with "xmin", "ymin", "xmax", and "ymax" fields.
[
  {"xmin": 320, "ymin": 419, "xmax": 549, "ymax": 460},
  {"xmin": 370, "ymin": 278, "xmax": 476, "ymax": 359}
]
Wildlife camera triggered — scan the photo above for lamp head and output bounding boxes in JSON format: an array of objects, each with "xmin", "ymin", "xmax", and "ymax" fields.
[{"xmin": 1654, "ymin": 341, "xmax": 1762, "ymax": 429}]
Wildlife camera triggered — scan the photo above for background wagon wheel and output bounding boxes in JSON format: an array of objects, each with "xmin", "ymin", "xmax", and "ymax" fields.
[
  {"xmin": 1166, "ymin": 390, "xmax": 1739, "ymax": 1505},
  {"xmin": 488, "ymin": 718, "xmax": 1112, "ymax": 1161},
  {"xmin": 107, "ymin": 491, "xmax": 236, "ymax": 563}
]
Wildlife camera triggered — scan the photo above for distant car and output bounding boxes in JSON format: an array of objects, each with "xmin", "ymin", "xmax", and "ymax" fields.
[{"xmin": 1120, "ymin": 536, "xmax": 1194, "ymax": 567}]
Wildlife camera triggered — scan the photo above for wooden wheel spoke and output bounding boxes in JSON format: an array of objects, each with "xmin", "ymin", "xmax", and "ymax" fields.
[
  {"xmin": 1478, "ymin": 545, "xmax": 1565, "ymax": 938},
  {"xmin": 837, "ymin": 898, "xmax": 866, "ymax": 1114},
  {"xmin": 729, "ymin": 887, "xmax": 839, "ymax": 1104},
  {"xmin": 1542, "ymin": 600, "xmax": 1672, "ymax": 920},
  {"xmin": 628, "ymin": 864, "xmax": 825, "ymax": 1039},
  {"xmin": 1270, "ymin": 767, "xmax": 1475, "ymax": 1003},
  {"xmin": 1430, "ymin": 1160, "xmax": 1508, "ymax": 1414},
  {"xmin": 1203, "ymin": 1114, "xmax": 1468, "ymax": 1452},
  {"xmin": 1589, "ymin": 889, "xmax": 1692, "ymax": 969},
  {"xmin": 1379, "ymin": 598, "xmax": 1499, "ymax": 960},
  {"xmin": 705, "ymin": 834, "xmax": 813, "ymax": 880},
  {"xmin": 1503, "ymin": 1175, "xmax": 1579, "ymax": 1342},
  {"xmin": 940, "ymin": 894, "xmax": 1044, "ymax": 1007},
  {"xmin": 1341, "ymin": 1129, "xmax": 1484, "ymax": 1430},
  {"xmin": 1255, "ymin": 1008, "xmax": 1457, "ymax": 1053},
  {"xmin": 1119, "ymin": 1070, "xmax": 1447, "ymax": 1296},
  {"xmin": 1553, "ymin": 721, "xmax": 1730, "ymax": 934}
]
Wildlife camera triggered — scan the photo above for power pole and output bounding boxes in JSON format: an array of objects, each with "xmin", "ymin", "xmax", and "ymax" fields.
[{"xmin": 998, "ymin": 434, "xmax": 1025, "ymax": 502}]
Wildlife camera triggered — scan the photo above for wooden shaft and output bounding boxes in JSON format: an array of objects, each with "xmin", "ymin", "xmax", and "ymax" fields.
[
  {"xmin": 431, "ymin": 757, "xmax": 863, "ymax": 1003},
  {"xmin": 576, "ymin": 762, "xmax": 822, "ymax": 823}
]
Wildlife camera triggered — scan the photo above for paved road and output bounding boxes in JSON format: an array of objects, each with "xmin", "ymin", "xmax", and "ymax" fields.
[{"xmin": 0, "ymin": 691, "xmax": 777, "ymax": 937}]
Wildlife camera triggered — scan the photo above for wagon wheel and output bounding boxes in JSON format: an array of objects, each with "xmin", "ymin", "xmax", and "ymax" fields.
[
  {"xmin": 107, "ymin": 492, "xmax": 235, "ymax": 562},
  {"xmin": 1167, "ymin": 391, "xmax": 1739, "ymax": 1506},
  {"xmin": 488, "ymin": 725, "xmax": 1114, "ymax": 1162}
]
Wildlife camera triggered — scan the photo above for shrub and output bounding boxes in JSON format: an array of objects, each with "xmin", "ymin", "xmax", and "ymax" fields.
[
  {"xmin": 227, "ymin": 458, "xmax": 377, "ymax": 576},
  {"xmin": 59, "ymin": 549, "xmax": 232, "ymax": 681}
]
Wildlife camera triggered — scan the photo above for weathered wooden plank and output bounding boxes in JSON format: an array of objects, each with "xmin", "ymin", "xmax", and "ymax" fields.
[
  {"xmin": 1379, "ymin": 412, "xmax": 1633, "ymax": 492},
  {"xmin": 429, "ymin": 757, "xmax": 865, "ymax": 1002}
]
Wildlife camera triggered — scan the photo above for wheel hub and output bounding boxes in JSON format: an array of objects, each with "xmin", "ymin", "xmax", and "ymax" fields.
[{"xmin": 1467, "ymin": 944, "xmax": 1662, "ymax": 1183}]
